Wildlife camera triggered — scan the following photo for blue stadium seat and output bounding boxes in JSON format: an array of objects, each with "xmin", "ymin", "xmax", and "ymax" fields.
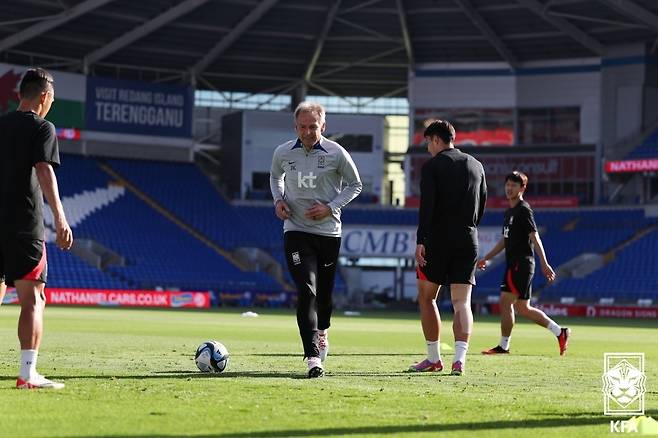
[{"xmin": 626, "ymin": 128, "xmax": 658, "ymax": 159}]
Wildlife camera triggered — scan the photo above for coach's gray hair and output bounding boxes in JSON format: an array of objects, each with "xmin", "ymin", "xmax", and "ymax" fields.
[{"xmin": 294, "ymin": 101, "xmax": 326, "ymax": 123}]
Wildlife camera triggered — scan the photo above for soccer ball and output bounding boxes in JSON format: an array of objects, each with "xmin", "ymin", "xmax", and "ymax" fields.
[{"xmin": 195, "ymin": 340, "xmax": 230, "ymax": 373}]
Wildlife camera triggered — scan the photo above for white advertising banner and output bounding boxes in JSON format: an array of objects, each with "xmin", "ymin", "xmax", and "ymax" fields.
[{"xmin": 341, "ymin": 226, "xmax": 501, "ymax": 258}]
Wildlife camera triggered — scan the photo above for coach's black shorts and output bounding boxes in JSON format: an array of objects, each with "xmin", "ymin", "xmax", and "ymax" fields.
[
  {"xmin": 0, "ymin": 238, "xmax": 47, "ymax": 287},
  {"xmin": 416, "ymin": 243, "xmax": 477, "ymax": 286},
  {"xmin": 500, "ymin": 260, "xmax": 534, "ymax": 300}
]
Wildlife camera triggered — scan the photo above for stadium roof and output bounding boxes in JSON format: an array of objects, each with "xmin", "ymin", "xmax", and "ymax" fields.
[{"xmin": 1, "ymin": 0, "xmax": 658, "ymax": 98}]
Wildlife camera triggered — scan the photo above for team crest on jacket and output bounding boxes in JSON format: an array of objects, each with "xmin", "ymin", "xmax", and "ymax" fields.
[{"xmin": 317, "ymin": 156, "xmax": 325, "ymax": 168}]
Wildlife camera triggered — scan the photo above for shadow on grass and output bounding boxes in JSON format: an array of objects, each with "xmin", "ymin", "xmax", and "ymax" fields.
[
  {"xmin": 248, "ymin": 352, "xmax": 549, "ymax": 358},
  {"xmin": 249, "ymin": 353, "xmax": 417, "ymax": 357},
  {"xmin": 0, "ymin": 371, "xmax": 306, "ymax": 381},
  {"xmin": 75, "ymin": 415, "xmax": 610, "ymax": 437},
  {"xmin": 0, "ymin": 369, "xmax": 466, "ymax": 381},
  {"xmin": 540, "ymin": 409, "xmax": 658, "ymax": 418}
]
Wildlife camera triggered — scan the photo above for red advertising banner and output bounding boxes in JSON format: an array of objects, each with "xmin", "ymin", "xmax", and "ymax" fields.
[
  {"xmin": 406, "ymin": 195, "xmax": 579, "ymax": 209},
  {"xmin": 489, "ymin": 303, "xmax": 658, "ymax": 319},
  {"xmin": 585, "ymin": 305, "xmax": 658, "ymax": 319},
  {"xmin": 0, "ymin": 288, "xmax": 210, "ymax": 308},
  {"xmin": 605, "ymin": 158, "xmax": 658, "ymax": 174},
  {"xmin": 477, "ymin": 155, "xmax": 594, "ymax": 181},
  {"xmin": 486, "ymin": 196, "xmax": 579, "ymax": 209},
  {"xmin": 56, "ymin": 127, "xmax": 81, "ymax": 141},
  {"xmin": 407, "ymin": 154, "xmax": 594, "ymax": 198}
]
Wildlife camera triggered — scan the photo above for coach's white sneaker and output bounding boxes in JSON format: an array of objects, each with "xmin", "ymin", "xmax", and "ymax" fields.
[{"xmin": 16, "ymin": 373, "xmax": 65, "ymax": 389}]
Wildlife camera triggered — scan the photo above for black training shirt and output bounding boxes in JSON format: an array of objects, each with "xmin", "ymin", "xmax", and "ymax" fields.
[
  {"xmin": 0, "ymin": 111, "xmax": 60, "ymax": 240},
  {"xmin": 416, "ymin": 148, "xmax": 487, "ymax": 247},
  {"xmin": 503, "ymin": 200, "xmax": 538, "ymax": 265}
]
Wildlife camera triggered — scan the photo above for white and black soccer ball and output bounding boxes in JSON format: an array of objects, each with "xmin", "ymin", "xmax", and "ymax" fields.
[{"xmin": 195, "ymin": 340, "xmax": 230, "ymax": 373}]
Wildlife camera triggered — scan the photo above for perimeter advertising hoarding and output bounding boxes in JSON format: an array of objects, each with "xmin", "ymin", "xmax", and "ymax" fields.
[
  {"xmin": 340, "ymin": 226, "xmax": 501, "ymax": 258},
  {"xmin": 605, "ymin": 159, "xmax": 658, "ymax": 173},
  {"xmin": 86, "ymin": 76, "xmax": 193, "ymax": 137},
  {"xmin": 490, "ymin": 303, "xmax": 658, "ymax": 319},
  {"xmin": 2, "ymin": 288, "xmax": 210, "ymax": 308}
]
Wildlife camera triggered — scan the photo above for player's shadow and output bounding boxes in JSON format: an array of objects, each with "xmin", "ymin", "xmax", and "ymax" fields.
[{"xmin": 79, "ymin": 415, "xmax": 609, "ymax": 437}]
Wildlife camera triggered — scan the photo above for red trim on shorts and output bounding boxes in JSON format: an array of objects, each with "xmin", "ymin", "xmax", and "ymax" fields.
[
  {"xmin": 506, "ymin": 268, "xmax": 520, "ymax": 296},
  {"xmin": 22, "ymin": 242, "xmax": 46, "ymax": 282},
  {"xmin": 416, "ymin": 266, "xmax": 428, "ymax": 281}
]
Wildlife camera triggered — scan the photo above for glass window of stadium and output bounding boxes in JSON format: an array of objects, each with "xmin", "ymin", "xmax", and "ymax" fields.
[
  {"xmin": 413, "ymin": 108, "xmax": 514, "ymax": 146},
  {"xmin": 517, "ymin": 107, "xmax": 580, "ymax": 145}
]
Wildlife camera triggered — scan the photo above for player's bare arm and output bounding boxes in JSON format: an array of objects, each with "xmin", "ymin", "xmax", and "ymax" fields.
[
  {"xmin": 477, "ymin": 238, "xmax": 505, "ymax": 270},
  {"xmin": 529, "ymin": 231, "xmax": 555, "ymax": 282},
  {"xmin": 35, "ymin": 161, "xmax": 73, "ymax": 251}
]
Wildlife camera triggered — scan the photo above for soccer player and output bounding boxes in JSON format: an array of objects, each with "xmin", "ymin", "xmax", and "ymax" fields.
[
  {"xmin": 410, "ymin": 120, "xmax": 487, "ymax": 376},
  {"xmin": 0, "ymin": 68, "xmax": 73, "ymax": 389},
  {"xmin": 270, "ymin": 102, "xmax": 362, "ymax": 378},
  {"xmin": 478, "ymin": 171, "xmax": 570, "ymax": 356}
]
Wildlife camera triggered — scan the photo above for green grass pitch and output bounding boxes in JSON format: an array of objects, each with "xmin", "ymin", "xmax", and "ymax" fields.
[{"xmin": 0, "ymin": 306, "xmax": 656, "ymax": 437}]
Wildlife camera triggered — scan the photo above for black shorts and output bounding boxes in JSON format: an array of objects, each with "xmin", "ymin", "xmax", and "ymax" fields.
[
  {"xmin": 283, "ymin": 231, "xmax": 341, "ymax": 296},
  {"xmin": 416, "ymin": 244, "xmax": 477, "ymax": 286},
  {"xmin": 500, "ymin": 260, "xmax": 534, "ymax": 300},
  {"xmin": 0, "ymin": 238, "xmax": 47, "ymax": 287}
]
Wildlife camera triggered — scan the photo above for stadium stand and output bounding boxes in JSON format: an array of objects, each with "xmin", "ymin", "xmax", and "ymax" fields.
[
  {"xmin": 43, "ymin": 154, "xmax": 133, "ymax": 289},
  {"xmin": 104, "ymin": 158, "xmax": 261, "ymax": 250},
  {"xmin": 541, "ymin": 227, "xmax": 658, "ymax": 303},
  {"xmin": 45, "ymin": 154, "xmax": 656, "ymax": 304},
  {"xmin": 76, "ymin": 191, "xmax": 279, "ymax": 292},
  {"xmin": 474, "ymin": 209, "xmax": 657, "ymax": 301},
  {"xmin": 46, "ymin": 241, "xmax": 131, "ymax": 290},
  {"xmin": 48, "ymin": 154, "xmax": 280, "ymax": 292},
  {"xmin": 626, "ymin": 128, "xmax": 658, "ymax": 159},
  {"xmin": 105, "ymin": 158, "xmax": 352, "ymax": 294}
]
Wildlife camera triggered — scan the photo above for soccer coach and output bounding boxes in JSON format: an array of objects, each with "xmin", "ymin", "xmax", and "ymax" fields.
[{"xmin": 270, "ymin": 101, "xmax": 362, "ymax": 378}]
